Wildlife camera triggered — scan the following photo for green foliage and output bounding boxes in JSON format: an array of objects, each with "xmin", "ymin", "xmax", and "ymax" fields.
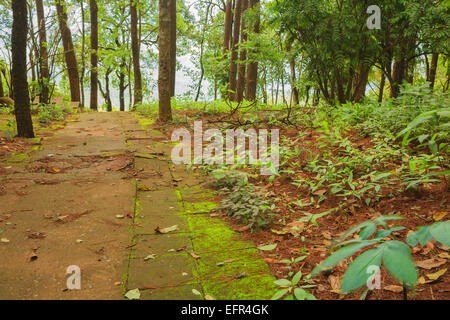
[
  {"xmin": 407, "ymin": 221, "xmax": 450, "ymax": 247},
  {"xmin": 221, "ymin": 184, "xmax": 274, "ymax": 231},
  {"xmin": 38, "ymin": 104, "xmax": 71, "ymax": 124},
  {"xmin": 312, "ymin": 216, "xmax": 450, "ymax": 293},
  {"xmin": 271, "ymin": 271, "xmax": 317, "ymax": 300},
  {"xmin": 210, "ymin": 169, "xmax": 273, "ymax": 230}
]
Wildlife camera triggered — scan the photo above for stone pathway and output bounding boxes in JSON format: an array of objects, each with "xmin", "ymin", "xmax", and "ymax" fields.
[{"xmin": 0, "ymin": 112, "xmax": 275, "ymax": 300}]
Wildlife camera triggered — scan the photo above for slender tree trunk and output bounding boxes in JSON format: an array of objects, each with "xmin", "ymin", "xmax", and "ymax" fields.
[
  {"xmin": 429, "ymin": 53, "xmax": 439, "ymax": 90},
  {"xmin": 90, "ymin": 0, "xmax": 98, "ymax": 110},
  {"xmin": 227, "ymin": 0, "xmax": 242, "ymax": 101},
  {"xmin": 235, "ymin": 0, "xmax": 248, "ymax": 102},
  {"xmin": 56, "ymin": 0, "xmax": 80, "ymax": 102},
  {"xmin": 29, "ymin": 50, "xmax": 37, "ymax": 101},
  {"xmin": 195, "ymin": 3, "xmax": 211, "ymax": 102},
  {"xmin": 131, "ymin": 0, "xmax": 142, "ymax": 107},
  {"xmin": 79, "ymin": 0, "xmax": 86, "ymax": 109},
  {"xmin": 245, "ymin": 0, "xmax": 259, "ymax": 101},
  {"xmin": 12, "ymin": 0, "xmax": 34, "ymax": 138},
  {"xmin": 0, "ymin": 72, "xmax": 3, "ymax": 97},
  {"xmin": 159, "ymin": 0, "xmax": 172, "ymax": 122},
  {"xmin": 36, "ymin": 0, "xmax": 50, "ymax": 104},
  {"xmin": 262, "ymin": 67, "xmax": 267, "ymax": 104},
  {"xmin": 98, "ymin": 70, "xmax": 112, "ymax": 112},
  {"xmin": 379, "ymin": 72, "xmax": 386, "ymax": 103},
  {"xmin": 169, "ymin": 0, "xmax": 176, "ymax": 97},
  {"xmin": 286, "ymin": 38, "xmax": 299, "ymax": 106},
  {"xmin": 223, "ymin": 0, "xmax": 232, "ymax": 55},
  {"xmin": 118, "ymin": 64, "xmax": 126, "ymax": 111},
  {"xmin": 105, "ymin": 69, "xmax": 112, "ymax": 112}
]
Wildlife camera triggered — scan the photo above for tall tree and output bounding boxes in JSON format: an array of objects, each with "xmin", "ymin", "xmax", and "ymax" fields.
[
  {"xmin": 35, "ymin": 0, "xmax": 50, "ymax": 104},
  {"xmin": 169, "ymin": 0, "xmax": 176, "ymax": 97},
  {"xmin": 227, "ymin": 0, "xmax": 242, "ymax": 101},
  {"xmin": 159, "ymin": 0, "xmax": 172, "ymax": 122},
  {"xmin": 286, "ymin": 38, "xmax": 299, "ymax": 106},
  {"xmin": 428, "ymin": 53, "xmax": 439, "ymax": 90},
  {"xmin": 245, "ymin": 0, "xmax": 259, "ymax": 101},
  {"xmin": 79, "ymin": 0, "xmax": 86, "ymax": 108},
  {"xmin": 235, "ymin": 0, "xmax": 248, "ymax": 102},
  {"xmin": 90, "ymin": 0, "xmax": 98, "ymax": 110},
  {"xmin": 130, "ymin": 0, "xmax": 142, "ymax": 107},
  {"xmin": 56, "ymin": 0, "xmax": 80, "ymax": 103},
  {"xmin": 11, "ymin": 0, "xmax": 34, "ymax": 138},
  {"xmin": 222, "ymin": 0, "xmax": 232, "ymax": 55}
]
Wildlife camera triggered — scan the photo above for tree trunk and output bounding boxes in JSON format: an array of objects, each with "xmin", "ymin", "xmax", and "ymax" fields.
[
  {"xmin": 0, "ymin": 72, "xmax": 3, "ymax": 97},
  {"xmin": 80, "ymin": 0, "xmax": 86, "ymax": 109},
  {"xmin": 90, "ymin": 0, "xmax": 98, "ymax": 110},
  {"xmin": 12, "ymin": 0, "xmax": 34, "ymax": 138},
  {"xmin": 390, "ymin": 59, "xmax": 407, "ymax": 98},
  {"xmin": 352, "ymin": 63, "xmax": 370, "ymax": 103},
  {"xmin": 245, "ymin": 0, "xmax": 259, "ymax": 101},
  {"xmin": 56, "ymin": 0, "xmax": 80, "ymax": 103},
  {"xmin": 131, "ymin": 0, "xmax": 142, "ymax": 107},
  {"xmin": 36, "ymin": 0, "xmax": 50, "ymax": 104},
  {"xmin": 169, "ymin": 0, "xmax": 176, "ymax": 97},
  {"xmin": 429, "ymin": 53, "xmax": 439, "ymax": 90},
  {"xmin": 223, "ymin": 0, "xmax": 232, "ymax": 55},
  {"xmin": 227, "ymin": 0, "xmax": 242, "ymax": 101},
  {"xmin": 118, "ymin": 64, "xmax": 126, "ymax": 111},
  {"xmin": 159, "ymin": 0, "xmax": 172, "ymax": 122},
  {"xmin": 286, "ymin": 38, "xmax": 299, "ymax": 106},
  {"xmin": 379, "ymin": 72, "xmax": 386, "ymax": 103},
  {"xmin": 195, "ymin": 3, "xmax": 211, "ymax": 102},
  {"xmin": 235, "ymin": 0, "xmax": 248, "ymax": 103}
]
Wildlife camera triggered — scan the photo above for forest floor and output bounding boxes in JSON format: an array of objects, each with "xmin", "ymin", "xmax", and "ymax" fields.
[
  {"xmin": 0, "ymin": 112, "xmax": 276, "ymax": 300},
  {"xmin": 0, "ymin": 110, "xmax": 449, "ymax": 300}
]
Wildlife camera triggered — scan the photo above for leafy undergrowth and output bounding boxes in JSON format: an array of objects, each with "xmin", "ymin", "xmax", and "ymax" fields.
[
  {"xmin": 0, "ymin": 104, "xmax": 73, "ymax": 163},
  {"xmin": 148, "ymin": 86, "xmax": 449, "ymax": 300}
]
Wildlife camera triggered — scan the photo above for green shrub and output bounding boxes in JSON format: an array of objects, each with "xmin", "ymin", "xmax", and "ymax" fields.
[{"xmin": 38, "ymin": 104, "xmax": 68, "ymax": 123}]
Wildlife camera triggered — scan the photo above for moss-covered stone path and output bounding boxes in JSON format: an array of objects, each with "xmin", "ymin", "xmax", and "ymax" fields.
[{"xmin": 0, "ymin": 112, "xmax": 275, "ymax": 300}]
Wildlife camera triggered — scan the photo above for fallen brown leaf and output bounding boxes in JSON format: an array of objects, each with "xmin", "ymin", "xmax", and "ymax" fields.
[
  {"xmin": 416, "ymin": 258, "xmax": 447, "ymax": 270},
  {"xmin": 384, "ymin": 285, "xmax": 403, "ymax": 293}
]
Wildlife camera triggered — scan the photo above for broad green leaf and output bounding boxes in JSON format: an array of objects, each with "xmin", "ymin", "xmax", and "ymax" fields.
[
  {"xmin": 383, "ymin": 241, "xmax": 418, "ymax": 289},
  {"xmin": 294, "ymin": 288, "xmax": 308, "ymax": 300},
  {"xmin": 294, "ymin": 256, "xmax": 308, "ymax": 263},
  {"xmin": 374, "ymin": 226, "xmax": 405, "ymax": 239},
  {"xmin": 341, "ymin": 246, "xmax": 383, "ymax": 294},
  {"xmin": 406, "ymin": 226, "xmax": 432, "ymax": 247},
  {"xmin": 292, "ymin": 271, "xmax": 302, "ymax": 286},
  {"xmin": 271, "ymin": 289, "xmax": 289, "ymax": 300},
  {"xmin": 312, "ymin": 241, "xmax": 377, "ymax": 276},
  {"xmin": 430, "ymin": 221, "xmax": 450, "ymax": 246},
  {"xmin": 359, "ymin": 223, "xmax": 377, "ymax": 240},
  {"xmin": 274, "ymin": 279, "xmax": 292, "ymax": 287}
]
